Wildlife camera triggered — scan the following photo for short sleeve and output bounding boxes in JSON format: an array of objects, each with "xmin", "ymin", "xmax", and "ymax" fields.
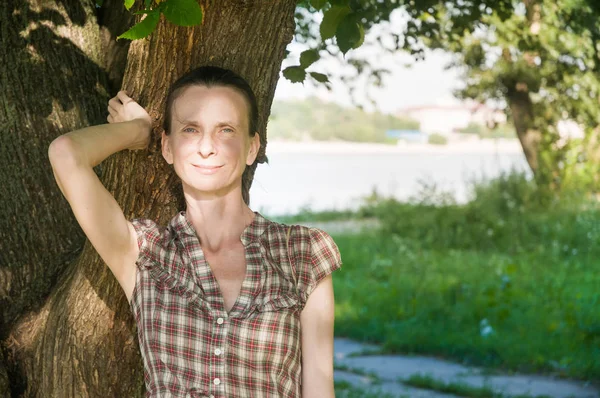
[
  {"xmin": 291, "ymin": 226, "xmax": 342, "ymax": 303},
  {"xmin": 130, "ymin": 218, "xmax": 161, "ymax": 271}
]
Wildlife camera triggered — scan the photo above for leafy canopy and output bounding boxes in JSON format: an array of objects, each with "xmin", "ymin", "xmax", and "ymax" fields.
[
  {"xmin": 427, "ymin": 0, "xmax": 600, "ymax": 190},
  {"xmin": 116, "ymin": 0, "xmax": 203, "ymax": 40},
  {"xmin": 112, "ymin": 0, "xmax": 516, "ymax": 87}
]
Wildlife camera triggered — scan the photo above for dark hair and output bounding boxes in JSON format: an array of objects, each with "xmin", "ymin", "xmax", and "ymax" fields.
[{"xmin": 163, "ymin": 66, "xmax": 259, "ymax": 138}]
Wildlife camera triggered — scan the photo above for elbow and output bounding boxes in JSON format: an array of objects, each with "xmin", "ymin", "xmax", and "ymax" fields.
[{"xmin": 48, "ymin": 135, "xmax": 82, "ymax": 169}]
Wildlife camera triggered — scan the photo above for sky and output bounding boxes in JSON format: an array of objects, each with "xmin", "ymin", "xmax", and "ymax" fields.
[{"xmin": 273, "ymin": 8, "xmax": 465, "ymax": 115}]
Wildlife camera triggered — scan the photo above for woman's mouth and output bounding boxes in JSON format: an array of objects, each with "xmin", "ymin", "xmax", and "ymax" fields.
[{"xmin": 192, "ymin": 164, "xmax": 223, "ymax": 174}]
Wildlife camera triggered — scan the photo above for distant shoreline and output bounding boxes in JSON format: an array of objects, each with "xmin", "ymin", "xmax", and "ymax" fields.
[{"xmin": 265, "ymin": 138, "xmax": 522, "ymax": 154}]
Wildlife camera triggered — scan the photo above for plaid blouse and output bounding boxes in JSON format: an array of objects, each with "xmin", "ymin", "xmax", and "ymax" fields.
[{"xmin": 129, "ymin": 211, "xmax": 342, "ymax": 398}]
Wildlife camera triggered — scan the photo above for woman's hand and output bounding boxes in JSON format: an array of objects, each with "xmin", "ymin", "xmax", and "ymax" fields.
[{"xmin": 107, "ymin": 91, "xmax": 152, "ymax": 150}]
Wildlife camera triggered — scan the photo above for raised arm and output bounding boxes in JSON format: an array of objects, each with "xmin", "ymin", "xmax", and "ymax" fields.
[{"xmin": 48, "ymin": 91, "xmax": 151, "ymax": 302}]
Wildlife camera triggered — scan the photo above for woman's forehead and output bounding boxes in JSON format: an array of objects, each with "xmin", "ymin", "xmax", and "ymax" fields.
[{"xmin": 172, "ymin": 85, "xmax": 248, "ymax": 126}]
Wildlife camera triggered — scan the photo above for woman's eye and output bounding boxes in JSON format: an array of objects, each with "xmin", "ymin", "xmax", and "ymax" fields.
[
  {"xmin": 221, "ymin": 128, "xmax": 234, "ymax": 133},
  {"xmin": 183, "ymin": 127, "xmax": 196, "ymax": 133}
]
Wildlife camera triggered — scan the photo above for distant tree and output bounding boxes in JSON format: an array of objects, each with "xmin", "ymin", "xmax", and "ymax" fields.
[
  {"xmin": 295, "ymin": 0, "xmax": 599, "ymax": 192},
  {"xmin": 426, "ymin": 0, "xmax": 600, "ymax": 192},
  {"xmin": 428, "ymin": 133, "xmax": 449, "ymax": 145},
  {"xmin": 460, "ymin": 123, "xmax": 486, "ymax": 136}
]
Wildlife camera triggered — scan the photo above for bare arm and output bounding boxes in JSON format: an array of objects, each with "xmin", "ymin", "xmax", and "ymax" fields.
[
  {"xmin": 300, "ymin": 275, "xmax": 336, "ymax": 398},
  {"xmin": 48, "ymin": 91, "xmax": 151, "ymax": 302}
]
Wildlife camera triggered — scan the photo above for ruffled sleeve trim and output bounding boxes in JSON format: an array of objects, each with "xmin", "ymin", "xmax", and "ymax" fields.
[
  {"xmin": 306, "ymin": 227, "xmax": 342, "ymax": 297},
  {"xmin": 288, "ymin": 225, "xmax": 342, "ymax": 306},
  {"xmin": 130, "ymin": 218, "xmax": 161, "ymax": 271}
]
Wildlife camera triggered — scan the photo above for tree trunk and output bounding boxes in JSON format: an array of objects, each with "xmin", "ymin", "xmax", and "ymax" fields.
[
  {"xmin": 0, "ymin": 0, "xmax": 110, "ymax": 333},
  {"xmin": 6, "ymin": 0, "xmax": 296, "ymax": 396},
  {"xmin": 0, "ymin": 0, "xmax": 121, "ymax": 394},
  {"xmin": 502, "ymin": 0, "xmax": 542, "ymax": 178},
  {"xmin": 506, "ymin": 85, "xmax": 541, "ymax": 175}
]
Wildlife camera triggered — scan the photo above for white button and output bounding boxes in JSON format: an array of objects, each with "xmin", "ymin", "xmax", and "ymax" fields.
[
  {"xmin": 214, "ymin": 348, "xmax": 222, "ymax": 356},
  {"xmin": 216, "ymin": 317, "xmax": 224, "ymax": 325},
  {"xmin": 213, "ymin": 377, "xmax": 221, "ymax": 385}
]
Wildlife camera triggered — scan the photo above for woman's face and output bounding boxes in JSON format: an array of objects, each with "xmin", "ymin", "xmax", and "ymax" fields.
[{"xmin": 161, "ymin": 85, "xmax": 260, "ymax": 198}]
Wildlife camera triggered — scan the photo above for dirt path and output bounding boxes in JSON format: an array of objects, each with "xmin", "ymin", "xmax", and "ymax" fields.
[{"xmin": 334, "ymin": 338, "xmax": 599, "ymax": 398}]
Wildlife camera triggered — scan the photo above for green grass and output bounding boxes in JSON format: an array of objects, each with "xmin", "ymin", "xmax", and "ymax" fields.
[
  {"xmin": 401, "ymin": 373, "xmax": 552, "ymax": 398},
  {"xmin": 332, "ymin": 230, "xmax": 600, "ymax": 379},
  {"xmin": 322, "ymin": 173, "xmax": 600, "ymax": 380},
  {"xmin": 334, "ymin": 380, "xmax": 405, "ymax": 398},
  {"xmin": 334, "ymin": 363, "xmax": 381, "ymax": 384}
]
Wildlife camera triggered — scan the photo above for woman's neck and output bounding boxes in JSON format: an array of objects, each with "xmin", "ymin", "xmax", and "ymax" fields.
[{"xmin": 184, "ymin": 196, "xmax": 255, "ymax": 253}]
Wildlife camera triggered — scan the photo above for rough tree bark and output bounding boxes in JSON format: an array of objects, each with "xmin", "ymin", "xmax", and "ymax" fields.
[
  {"xmin": 0, "ymin": 0, "xmax": 122, "ymax": 394},
  {"xmin": 0, "ymin": 0, "xmax": 108, "ymax": 334},
  {"xmin": 4, "ymin": 0, "xmax": 297, "ymax": 396},
  {"xmin": 506, "ymin": 86, "xmax": 541, "ymax": 174}
]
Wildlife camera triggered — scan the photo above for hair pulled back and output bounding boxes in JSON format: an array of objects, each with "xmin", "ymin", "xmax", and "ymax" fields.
[{"xmin": 163, "ymin": 66, "xmax": 259, "ymax": 138}]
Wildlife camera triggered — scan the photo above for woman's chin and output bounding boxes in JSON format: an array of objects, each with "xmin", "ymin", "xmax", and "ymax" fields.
[{"xmin": 183, "ymin": 181, "xmax": 232, "ymax": 197}]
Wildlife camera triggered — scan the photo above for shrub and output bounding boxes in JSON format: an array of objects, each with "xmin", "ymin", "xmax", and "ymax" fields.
[
  {"xmin": 428, "ymin": 133, "xmax": 448, "ymax": 145},
  {"xmin": 364, "ymin": 171, "xmax": 600, "ymax": 257},
  {"xmin": 333, "ymin": 174, "xmax": 600, "ymax": 378}
]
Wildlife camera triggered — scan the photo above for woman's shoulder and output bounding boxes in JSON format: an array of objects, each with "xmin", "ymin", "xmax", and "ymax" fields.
[
  {"xmin": 130, "ymin": 213, "xmax": 184, "ymax": 255},
  {"xmin": 258, "ymin": 216, "xmax": 308, "ymax": 241},
  {"xmin": 129, "ymin": 213, "xmax": 189, "ymax": 275},
  {"xmin": 265, "ymin": 219, "xmax": 341, "ymax": 301},
  {"xmin": 132, "ymin": 211, "xmax": 191, "ymax": 237},
  {"xmin": 263, "ymin": 217, "xmax": 337, "ymax": 255},
  {"xmin": 130, "ymin": 217, "xmax": 170, "ymax": 241}
]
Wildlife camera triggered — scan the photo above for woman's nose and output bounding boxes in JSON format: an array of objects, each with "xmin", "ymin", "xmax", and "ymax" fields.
[{"xmin": 198, "ymin": 133, "xmax": 216, "ymax": 157}]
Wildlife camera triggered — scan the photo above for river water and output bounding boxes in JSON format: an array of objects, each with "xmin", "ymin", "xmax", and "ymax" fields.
[{"xmin": 248, "ymin": 144, "xmax": 529, "ymax": 216}]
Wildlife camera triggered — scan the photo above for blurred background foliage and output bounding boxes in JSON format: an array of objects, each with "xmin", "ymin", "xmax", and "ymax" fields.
[
  {"xmin": 273, "ymin": 0, "xmax": 600, "ymax": 380},
  {"xmin": 268, "ymin": 97, "xmax": 419, "ymax": 142},
  {"xmin": 289, "ymin": 0, "xmax": 600, "ymax": 197},
  {"xmin": 278, "ymin": 171, "xmax": 600, "ymax": 380}
]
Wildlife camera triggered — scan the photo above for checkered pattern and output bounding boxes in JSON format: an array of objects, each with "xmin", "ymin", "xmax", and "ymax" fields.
[{"xmin": 129, "ymin": 211, "xmax": 342, "ymax": 398}]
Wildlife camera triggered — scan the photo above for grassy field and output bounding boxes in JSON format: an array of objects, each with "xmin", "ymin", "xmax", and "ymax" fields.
[{"xmin": 277, "ymin": 173, "xmax": 600, "ymax": 381}]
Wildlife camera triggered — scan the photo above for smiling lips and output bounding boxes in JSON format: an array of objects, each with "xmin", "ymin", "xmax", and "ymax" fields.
[{"xmin": 192, "ymin": 164, "xmax": 223, "ymax": 175}]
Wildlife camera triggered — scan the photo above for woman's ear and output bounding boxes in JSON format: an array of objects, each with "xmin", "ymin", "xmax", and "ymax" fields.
[
  {"xmin": 246, "ymin": 133, "xmax": 261, "ymax": 166},
  {"xmin": 161, "ymin": 131, "xmax": 173, "ymax": 165}
]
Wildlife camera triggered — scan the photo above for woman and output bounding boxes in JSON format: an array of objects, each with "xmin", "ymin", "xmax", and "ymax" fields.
[{"xmin": 48, "ymin": 66, "xmax": 342, "ymax": 398}]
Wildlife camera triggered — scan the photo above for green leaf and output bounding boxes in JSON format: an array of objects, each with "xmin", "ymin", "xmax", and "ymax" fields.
[
  {"xmin": 282, "ymin": 66, "xmax": 306, "ymax": 83},
  {"xmin": 336, "ymin": 13, "xmax": 364, "ymax": 54},
  {"xmin": 124, "ymin": 0, "xmax": 135, "ymax": 10},
  {"xmin": 310, "ymin": 72, "xmax": 329, "ymax": 83},
  {"xmin": 145, "ymin": 0, "xmax": 152, "ymax": 7},
  {"xmin": 162, "ymin": 0, "xmax": 203, "ymax": 27},
  {"xmin": 300, "ymin": 49, "xmax": 320, "ymax": 68},
  {"xmin": 348, "ymin": 0, "xmax": 361, "ymax": 11},
  {"xmin": 117, "ymin": 10, "xmax": 160, "ymax": 40},
  {"xmin": 330, "ymin": 0, "xmax": 350, "ymax": 5},
  {"xmin": 320, "ymin": 5, "xmax": 351, "ymax": 40},
  {"xmin": 309, "ymin": 0, "xmax": 327, "ymax": 10}
]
